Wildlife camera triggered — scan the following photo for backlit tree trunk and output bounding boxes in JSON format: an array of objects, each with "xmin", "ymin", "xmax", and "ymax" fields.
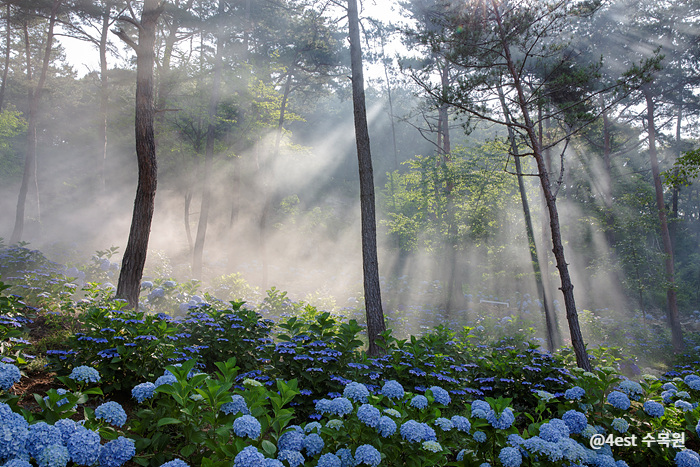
[
  {"xmin": 192, "ymin": 0, "xmax": 224, "ymax": 279},
  {"xmin": 115, "ymin": 0, "xmax": 163, "ymax": 308},
  {"xmin": 498, "ymin": 86, "xmax": 559, "ymax": 352},
  {"xmin": 11, "ymin": 1, "xmax": 61, "ymax": 244},
  {"xmin": 494, "ymin": 3, "xmax": 590, "ymax": 370},
  {"xmin": 348, "ymin": 0, "xmax": 386, "ymax": 356},
  {"xmin": 644, "ymin": 88, "xmax": 683, "ymax": 352}
]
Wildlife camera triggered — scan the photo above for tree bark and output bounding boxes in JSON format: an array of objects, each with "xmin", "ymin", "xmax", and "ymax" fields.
[
  {"xmin": 115, "ymin": 0, "xmax": 163, "ymax": 309},
  {"xmin": 98, "ymin": 4, "xmax": 111, "ymax": 192},
  {"xmin": 494, "ymin": 3, "xmax": 590, "ymax": 370},
  {"xmin": 498, "ymin": 86, "xmax": 559, "ymax": 351},
  {"xmin": 11, "ymin": 2, "xmax": 60, "ymax": 244},
  {"xmin": 0, "ymin": 2, "xmax": 11, "ymax": 112},
  {"xmin": 192, "ymin": 0, "xmax": 224, "ymax": 279},
  {"xmin": 644, "ymin": 88, "xmax": 683, "ymax": 352},
  {"xmin": 347, "ymin": 0, "xmax": 386, "ymax": 355}
]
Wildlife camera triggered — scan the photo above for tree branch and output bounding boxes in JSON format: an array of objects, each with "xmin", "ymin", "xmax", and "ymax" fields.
[{"xmin": 112, "ymin": 27, "xmax": 137, "ymax": 50}]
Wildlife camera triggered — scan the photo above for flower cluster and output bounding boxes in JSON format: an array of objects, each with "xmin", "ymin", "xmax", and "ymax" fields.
[
  {"xmin": 0, "ymin": 402, "xmax": 133, "ymax": 467},
  {"xmin": 68, "ymin": 365, "xmax": 101, "ymax": 384},
  {"xmin": 0, "ymin": 362, "xmax": 21, "ymax": 391}
]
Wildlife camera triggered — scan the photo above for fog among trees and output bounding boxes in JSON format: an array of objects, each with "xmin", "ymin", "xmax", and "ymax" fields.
[{"xmin": 2, "ymin": 0, "xmax": 700, "ymax": 358}]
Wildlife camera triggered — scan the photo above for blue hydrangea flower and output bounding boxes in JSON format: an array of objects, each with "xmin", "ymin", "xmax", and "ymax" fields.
[
  {"xmin": 471, "ymin": 400, "xmax": 493, "ymax": 419},
  {"xmin": 562, "ymin": 410, "xmax": 587, "ymax": 434},
  {"xmin": 422, "ymin": 441, "xmax": 442, "ymax": 453},
  {"xmin": 421, "ymin": 422, "xmax": 437, "ymax": 442},
  {"xmin": 234, "ymin": 446, "xmax": 265, "ymax": 467},
  {"xmin": 565, "ymin": 386, "xmax": 585, "ymax": 401},
  {"xmin": 27, "ymin": 422, "xmax": 62, "ymax": 458},
  {"xmin": 357, "ymin": 404, "xmax": 381, "ymax": 427},
  {"xmin": 159, "ymin": 460, "xmax": 190, "ymax": 467},
  {"xmin": 278, "ymin": 449, "xmax": 304, "ymax": 467},
  {"xmin": 380, "ymin": 380, "xmax": 404, "ymax": 399},
  {"xmin": 428, "ymin": 386, "xmax": 450, "ymax": 405},
  {"xmin": 451, "ymin": 415, "xmax": 471, "ymax": 433},
  {"xmin": 507, "ymin": 434, "xmax": 525, "ymax": 447},
  {"xmin": 36, "ymin": 444, "xmax": 69, "ymax": 467},
  {"xmin": 95, "ymin": 401, "xmax": 127, "ymax": 427},
  {"xmin": 558, "ymin": 438, "xmax": 587, "ymax": 463},
  {"xmin": 377, "ymin": 416, "xmax": 396, "ymax": 437},
  {"xmin": 221, "ymin": 394, "xmax": 249, "ymax": 415},
  {"xmin": 303, "ymin": 433, "xmax": 324, "ymax": 457},
  {"xmin": 264, "ymin": 460, "xmax": 283, "ymax": 467},
  {"xmin": 304, "ymin": 422, "xmax": 321, "ymax": 433},
  {"xmin": 410, "ymin": 395, "xmax": 428, "ymax": 410},
  {"xmin": 98, "ymin": 436, "xmax": 135, "ymax": 467},
  {"xmin": 457, "ymin": 449, "xmax": 467, "ymax": 461},
  {"xmin": 611, "ymin": 418, "xmax": 629, "ymax": 433},
  {"xmin": 663, "ymin": 382, "xmax": 678, "ymax": 391},
  {"xmin": 499, "ymin": 446, "xmax": 522, "ymax": 467},
  {"xmin": 277, "ymin": 430, "xmax": 305, "ymax": 452},
  {"xmin": 643, "ymin": 400, "xmax": 664, "ymax": 417},
  {"xmin": 336, "ymin": 448, "xmax": 354, "ymax": 467},
  {"xmin": 154, "ymin": 374, "xmax": 177, "ymax": 387},
  {"xmin": 434, "ymin": 417, "xmax": 453, "ymax": 431},
  {"xmin": 317, "ymin": 453, "xmax": 341, "ymax": 467},
  {"xmin": 69, "ymin": 366, "xmax": 101, "ymax": 384},
  {"xmin": 67, "ymin": 427, "xmax": 101, "ymax": 466},
  {"xmin": 522, "ymin": 436, "xmax": 562, "ymax": 462},
  {"xmin": 617, "ymin": 380, "xmax": 643, "ymax": 400},
  {"xmin": 54, "ymin": 419, "xmax": 81, "ymax": 445},
  {"xmin": 0, "ymin": 363, "xmax": 21, "ymax": 391},
  {"xmin": 487, "ymin": 407, "xmax": 515, "ymax": 430},
  {"xmin": 354, "ymin": 444, "xmax": 381, "ymax": 467},
  {"xmin": 132, "ymin": 382, "xmax": 156, "ymax": 403},
  {"xmin": 675, "ymin": 450, "xmax": 700, "ymax": 467},
  {"xmin": 607, "ymin": 391, "xmax": 631, "ymax": 410},
  {"xmin": 474, "ymin": 431, "xmax": 487, "ymax": 443},
  {"xmin": 3, "ymin": 460, "xmax": 33, "ymax": 467},
  {"xmin": 233, "ymin": 415, "xmax": 261, "ymax": 439},
  {"xmin": 685, "ymin": 375, "xmax": 700, "ymax": 390},
  {"xmin": 400, "ymin": 420, "xmax": 425, "ymax": 443},
  {"xmin": 343, "ymin": 382, "xmax": 369, "ymax": 403},
  {"xmin": 675, "ymin": 400, "xmax": 694, "ymax": 412},
  {"xmin": 0, "ymin": 404, "xmax": 29, "ymax": 460},
  {"xmin": 329, "ymin": 397, "xmax": 353, "ymax": 416}
]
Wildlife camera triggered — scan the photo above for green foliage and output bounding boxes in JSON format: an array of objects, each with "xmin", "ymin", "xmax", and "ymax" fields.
[
  {"xmin": 45, "ymin": 302, "xmax": 180, "ymax": 392},
  {"xmin": 180, "ymin": 301, "xmax": 273, "ymax": 373},
  {"xmin": 0, "ymin": 107, "xmax": 27, "ymax": 179},
  {"xmin": 665, "ymin": 147, "xmax": 700, "ymax": 188},
  {"xmin": 0, "ymin": 280, "xmax": 33, "ymax": 366},
  {"xmin": 130, "ymin": 358, "xmax": 299, "ymax": 466}
]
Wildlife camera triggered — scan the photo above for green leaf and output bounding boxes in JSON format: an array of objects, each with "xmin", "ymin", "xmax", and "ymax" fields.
[
  {"xmin": 157, "ymin": 417, "xmax": 183, "ymax": 427},
  {"xmin": 262, "ymin": 440, "xmax": 277, "ymax": 456}
]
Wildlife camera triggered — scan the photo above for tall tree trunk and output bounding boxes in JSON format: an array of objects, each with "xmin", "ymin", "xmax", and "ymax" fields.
[
  {"xmin": 98, "ymin": 5, "xmax": 111, "ymax": 192},
  {"xmin": 11, "ymin": 3, "xmax": 60, "ymax": 243},
  {"xmin": 644, "ymin": 88, "xmax": 683, "ymax": 352},
  {"xmin": 498, "ymin": 86, "xmax": 559, "ymax": 351},
  {"xmin": 438, "ymin": 61, "xmax": 461, "ymax": 314},
  {"xmin": 669, "ymin": 102, "xmax": 682, "ymax": 251},
  {"xmin": 601, "ymin": 101, "xmax": 615, "ymax": 246},
  {"xmin": 494, "ymin": 4, "xmax": 590, "ymax": 370},
  {"xmin": 0, "ymin": 2, "xmax": 11, "ymax": 111},
  {"xmin": 115, "ymin": 0, "xmax": 163, "ymax": 308},
  {"xmin": 347, "ymin": 0, "xmax": 386, "ymax": 356},
  {"xmin": 192, "ymin": 0, "xmax": 224, "ymax": 279}
]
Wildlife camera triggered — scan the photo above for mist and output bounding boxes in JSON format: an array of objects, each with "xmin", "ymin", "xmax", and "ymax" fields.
[{"xmin": 1, "ymin": 0, "xmax": 699, "ymax": 357}]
